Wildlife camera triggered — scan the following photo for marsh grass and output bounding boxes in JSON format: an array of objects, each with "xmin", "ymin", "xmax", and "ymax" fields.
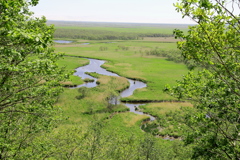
[
  {"xmin": 104, "ymin": 112, "xmax": 149, "ymax": 137},
  {"xmin": 56, "ymin": 72, "xmax": 132, "ymax": 129},
  {"xmin": 55, "ymin": 41, "xmax": 189, "ymax": 101},
  {"xmin": 139, "ymin": 102, "xmax": 193, "ymax": 117},
  {"xmin": 83, "ymin": 78, "xmax": 94, "ymax": 83},
  {"xmin": 139, "ymin": 102, "xmax": 193, "ymax": 137},
  {"xmin": 54, "ymin": 24, "xmax": 194, "ymax": 148},
  {"xmin": 57, "ymin": 56, "xmax": 89, "ymax": 85}
]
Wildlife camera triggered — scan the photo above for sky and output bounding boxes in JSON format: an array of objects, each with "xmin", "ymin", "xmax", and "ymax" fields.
[{"xmin": 30, "ymin": 0, "xmax": 194, "ymax": 24}]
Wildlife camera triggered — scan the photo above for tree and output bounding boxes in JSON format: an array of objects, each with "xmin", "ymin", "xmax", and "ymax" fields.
[
  {"xmin": 76, "ymin": 87, "xmax": 89, "ymax": 99},
  {"xmin": 0, "ymin": 0, "xmax": 67, "ymax": 158},
  {"xmin": 167, "ymin": 0, "xmax": 240, "ymax": 159}
]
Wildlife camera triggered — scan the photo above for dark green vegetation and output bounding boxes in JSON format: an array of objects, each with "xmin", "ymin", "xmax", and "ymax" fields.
[
  {"xmin": 2, "ymin": 0, "xmax": 239, "ymax": 159},
  {"xmin": 51, "ymin": 21, "xmax": 190, "ymax": 40},
  {"xmin": 0, "ymin": 0, "xmax": 67, "ymax": 159},
  {"xmin": 168, "ymin": 0, "xmax": 240, "ymax": 159},
  {"xmin": 140, "ymin": 103, "xmax": 193, "ymax": 138}
]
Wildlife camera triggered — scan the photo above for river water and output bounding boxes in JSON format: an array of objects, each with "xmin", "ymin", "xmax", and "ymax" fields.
[
  {"xmin": 54, "ymin": 40, "xmax": 73, "ymax": 43},
  {"xmin": 73, "ymin": 58, "xmax": 155, "ymax": 121}
]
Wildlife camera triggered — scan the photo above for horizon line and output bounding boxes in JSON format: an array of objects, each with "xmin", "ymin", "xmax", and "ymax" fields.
[{"xmin": 46, "ymin": 19, "xmax": 196, "ymax": 25}]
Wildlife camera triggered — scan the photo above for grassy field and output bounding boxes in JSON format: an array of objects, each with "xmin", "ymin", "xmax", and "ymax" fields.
[
  {"xmin": 57, "ymin": 56, "xmax": 89, "ymax": 86},
  {"xmin": 55, "ymin": 40, "xmax": 189, "ymax": 101},
  {"xmin": 50, "ymin": 21, "xmax": 190, "ymax": 40},
  {"xmin": 51, "ymin": 22, "xmax": 194, "ymax": 158},
  {"xmin": 140, "ymin": 102, "xmax": 193, "ymax": 117},
  {"xmin": 54, "ymin": 39, "xmax": 191, "ymax": 138},
  {"xmin": 54, "ymin": 25, "xmax": 175, "ymax": 35}
]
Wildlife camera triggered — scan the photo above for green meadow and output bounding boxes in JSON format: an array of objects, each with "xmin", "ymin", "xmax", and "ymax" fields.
[
  {"xmin": 52, "ymin": 22, "xmax": 194, "ymax": 159},
  {"xmin": 56, "ymin": 40, "xmax": 189, "ymax": 101},
  {"xmin": 58, "ymin": 56, "xmax": 89, "ymax": 86}
]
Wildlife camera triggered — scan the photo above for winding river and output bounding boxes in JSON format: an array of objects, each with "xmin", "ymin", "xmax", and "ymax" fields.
[{"xmin": 73, "ymin": 58, "xmax": 155, "ymax": 121}]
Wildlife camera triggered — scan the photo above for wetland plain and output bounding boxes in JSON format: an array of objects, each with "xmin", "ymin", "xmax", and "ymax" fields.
[{"xmin": 53, "ymin": 21, "xmax": 194, "ymax": 159}]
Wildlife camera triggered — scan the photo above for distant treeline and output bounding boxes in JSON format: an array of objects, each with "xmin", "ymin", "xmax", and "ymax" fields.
[
  {"xmin": 48, "ymin": 20, "xmax": 192, "ymax": 29},
  {"xmin": 54, "ymin": 28, "xmax": 173, "ymax": 40}
]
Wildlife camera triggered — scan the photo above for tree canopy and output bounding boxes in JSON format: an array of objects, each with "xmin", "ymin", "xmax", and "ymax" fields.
[
  {"xmin": 169, "ymin": 0, "xmax": 240, "ymax": 159},
  {"xmin": 0, "ymin": 0, "xmax": 67, "ymax": 158}
]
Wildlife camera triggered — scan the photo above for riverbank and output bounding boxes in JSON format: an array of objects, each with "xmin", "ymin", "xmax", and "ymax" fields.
[
  {"xmin": 55, "ymin": 35, "xmax": 193, "ymax": 129},
  {"xmin": 69, "ymin": 58, "xmax": 155, "ymax": 120},
  {"xmin": 55, "ymin": 40, "xmax": 189, "ymax": 101}
]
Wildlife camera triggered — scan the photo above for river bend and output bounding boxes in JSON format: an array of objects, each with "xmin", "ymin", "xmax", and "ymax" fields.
[{"xmin": 74, "ymin": 58, "xmax": 155, "ymax": 121}]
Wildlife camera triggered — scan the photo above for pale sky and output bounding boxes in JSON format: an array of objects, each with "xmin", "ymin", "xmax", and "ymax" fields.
[{"xmin": 30, "ymin": 0, "xmax": 194, "ymax": 24}]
